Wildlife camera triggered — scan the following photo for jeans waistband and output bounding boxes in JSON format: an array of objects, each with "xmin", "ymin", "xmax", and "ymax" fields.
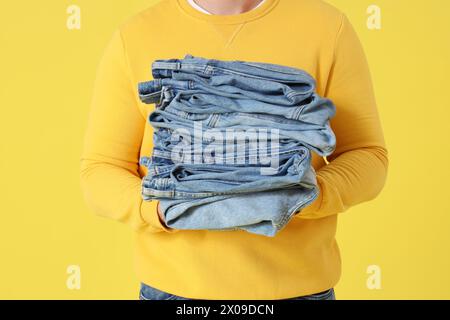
[
  {"xmin": 151, "ymin": 54, "xmax": 316, "ymax": 86},
  {"xmin": 139, "ymin": 73, "xmax": 314, "ymax": 107}
]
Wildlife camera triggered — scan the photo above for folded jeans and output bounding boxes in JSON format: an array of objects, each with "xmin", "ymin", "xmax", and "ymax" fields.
[{"xmin": 138, "ymin": 54, "xmax": 336, "ymax": 236}]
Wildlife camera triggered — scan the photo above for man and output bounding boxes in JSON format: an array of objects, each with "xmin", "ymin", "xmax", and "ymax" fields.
[{"xmin": 81, "ymin": 0, "xmax": 388, "ymax": 300}]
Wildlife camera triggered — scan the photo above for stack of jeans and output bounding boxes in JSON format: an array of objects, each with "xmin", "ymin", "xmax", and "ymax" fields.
[{"xmin": 138, "ymin": 54, "xmax": 336, "ymax": 237}]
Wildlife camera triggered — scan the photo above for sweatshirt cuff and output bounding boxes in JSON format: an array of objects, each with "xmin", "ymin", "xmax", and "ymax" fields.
[{"xmin": 141, "ymin": 200, "xmax": 178, "ymax": 233}]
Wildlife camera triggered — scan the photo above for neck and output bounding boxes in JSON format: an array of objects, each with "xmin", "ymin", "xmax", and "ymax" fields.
[{"xmin": 193, "ymin": 0, "xmax": 264, "ymax": 15}]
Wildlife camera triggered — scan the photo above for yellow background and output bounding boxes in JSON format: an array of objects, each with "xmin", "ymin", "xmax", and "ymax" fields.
[{"xmin": 1, "ymin": 0, "xmax": 449, "ymax": 299}]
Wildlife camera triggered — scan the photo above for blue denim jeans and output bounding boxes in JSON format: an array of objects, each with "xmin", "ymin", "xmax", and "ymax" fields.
[
  {"xmin": 139, "ymin": 282, "xmax": 336, "ymax": 300},
  {"xmin": 151, "ymin": 54, "xmax": 316, "ymax": 86},
  {"xmin": 158, "ymin": 185, "xmax": 318, "ymax": 236},
  {"xmin": 140, "ymin": 71, "xmax": 315, "ymax": 107},
  {"xmin": 147, "ymin": 105, "xmax": 335, "ymax": 157},
  {"xmin": 141, "ymin": 147, "xmax": 313, "ymax": 199},
  {"xmin": 141, "ymin": 86, "xmax": 334, "ymax": 200},
  {"xmin": 141, "ymin": 86, "xmax": 333, "ymax": 127},
  {"xmin": 138, "ymin": 55, "xmax": 336, "ymax": 237}
]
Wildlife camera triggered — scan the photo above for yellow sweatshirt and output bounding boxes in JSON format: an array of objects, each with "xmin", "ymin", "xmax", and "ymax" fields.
[{"xmin": 81, "ymin": 0, "xmax": 388, "ymax": 299}]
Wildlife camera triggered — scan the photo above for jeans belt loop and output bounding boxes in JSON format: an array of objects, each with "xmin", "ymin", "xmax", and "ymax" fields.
[{"xmin": 153, "ymin": 61, "xmax": 181, "ymax": 71}]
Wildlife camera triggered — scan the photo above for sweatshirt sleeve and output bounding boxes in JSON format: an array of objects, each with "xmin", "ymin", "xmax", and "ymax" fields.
[
  {"xmin": 299, "ymin": 14, "xmax": 389, "ymax": 220},
  {"xmin": 80, "ymin": 29, "xmax": 175, "ymax": 233}
]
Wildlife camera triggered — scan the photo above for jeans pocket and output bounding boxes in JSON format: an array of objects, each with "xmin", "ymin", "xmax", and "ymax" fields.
[{"xmin": 139, "ymin": 283, "xmax": 180, "ymax": 300}]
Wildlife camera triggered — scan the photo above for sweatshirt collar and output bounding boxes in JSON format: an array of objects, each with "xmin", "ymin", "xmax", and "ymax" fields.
[{"xmin": 176, "ymin": 0, "xmax": 279, "ymax": 25}]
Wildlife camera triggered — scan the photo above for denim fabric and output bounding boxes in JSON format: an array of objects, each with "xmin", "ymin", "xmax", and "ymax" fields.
[
  {"xmin": 141, "ymin": 148, "xmax": 314, "ymax": 200},
  {"xmin": 162, "ymin": 92, "xmax": 335, "ymax": 125},
  {"xmin": 286, "ymin": 288, "xmax": 336, "ymax": 301},
  {"xmin": 140, "ymin": 72, "xmax": 315, "ymax": 106},
  {"xmin": 139, "ymin": 282, "xmax": 336, "ymax": 300},
  {"xmin": 139, "ymin": 283, "xmax": 190, "ymax": 301},
  {"xmin": 151, "ymin": 54, "xmax": 316, "ymax": 85},
  {"xmin": 138, "ymin": 54, "xmax": 336, "ymax": 237},
  {"xmin": 158, "ymin": 184, "xmax": 318, "ymax": 236},
  {"xmin": 147, "ymin": 107, "xmax": 335, "ymax": 157}
]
